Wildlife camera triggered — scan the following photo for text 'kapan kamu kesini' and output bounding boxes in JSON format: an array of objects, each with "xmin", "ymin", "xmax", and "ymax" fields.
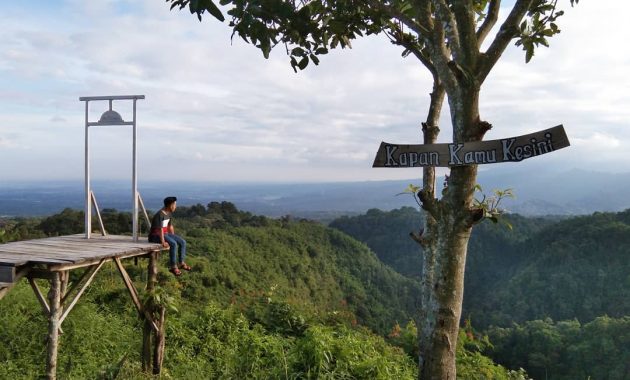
[{"xmin": 383, "ymin": 132, "xmax": 559, "ymax": 167}]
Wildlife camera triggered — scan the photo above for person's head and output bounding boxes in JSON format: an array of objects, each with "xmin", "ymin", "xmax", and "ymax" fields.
[{"xmin": 163, "ymin": 196, "xmax": 177, "ymax": 212}]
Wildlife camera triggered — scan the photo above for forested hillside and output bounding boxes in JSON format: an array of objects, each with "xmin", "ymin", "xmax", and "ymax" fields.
[
  {"xmin": 0, "ymin": 204, "xmax": 525, "ymax": 379},
  {"xmin": 331, "ymin": 207, "xmax": 630, "ymax": 327},
  {"xmin": 331, "ymin": 207, "xmax": 630, "ymax": 379}
]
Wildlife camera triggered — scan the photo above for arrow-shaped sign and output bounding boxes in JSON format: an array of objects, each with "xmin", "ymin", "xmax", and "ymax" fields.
[{"xmin": 373, "ymin": 125, "xmax": 570, "ymax": 168}]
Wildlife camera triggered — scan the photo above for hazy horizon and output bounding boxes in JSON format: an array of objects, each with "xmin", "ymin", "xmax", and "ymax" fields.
[
  {"xmin": 3, "ymin": 167, "xmax": 630, "ymax": 219},
  {"xmin": 1, "ymin": 1, "xmax": 629, "ymax": 183}
]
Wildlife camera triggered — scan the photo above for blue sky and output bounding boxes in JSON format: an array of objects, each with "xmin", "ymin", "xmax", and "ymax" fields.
[{"xmin": 0, "ymin": 0, "xmax": 628, "ymax": 183}]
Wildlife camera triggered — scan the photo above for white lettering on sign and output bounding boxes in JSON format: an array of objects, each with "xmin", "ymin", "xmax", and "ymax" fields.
[
  {"xmin": 372, "ymin": 125, "xmax": 569, "ymax": 168},
  {"xmin": 385, "ymin": 146, "xmax": 440, "ymax": 167}
]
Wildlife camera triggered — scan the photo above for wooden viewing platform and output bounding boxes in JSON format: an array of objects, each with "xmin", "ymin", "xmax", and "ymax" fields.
[
  {"xmin": 0, "ymin": 234, "xmax": 161, "ymax": 283},
  {"xmin": 0, "ymin": 234, "xmax": 165, "ymax": 379}
]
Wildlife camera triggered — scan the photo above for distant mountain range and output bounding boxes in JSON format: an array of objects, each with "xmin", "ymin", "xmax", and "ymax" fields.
[{"xmin": 1, "ymin": 168, "xmax": 629, "ymax": 218}]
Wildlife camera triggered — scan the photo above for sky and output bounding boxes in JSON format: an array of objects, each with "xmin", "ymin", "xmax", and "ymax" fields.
[{"xmin": 0, "ymin": 0, "xmax": 628, "ymax": 183}]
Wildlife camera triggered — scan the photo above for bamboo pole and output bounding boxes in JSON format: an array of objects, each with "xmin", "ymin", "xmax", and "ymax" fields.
[{"xmin": 46, "ymin": 272, "xmax": 61, "ymax": 380}]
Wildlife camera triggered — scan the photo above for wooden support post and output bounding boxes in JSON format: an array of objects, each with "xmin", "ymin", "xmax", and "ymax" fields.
[
  {"xmin": 46, "ymin": 272, "xmax": 62, "ymax": 380},
  {"xmin": 114, "ymin": 257, "xmax": 158, "ymax": 332},
  {"xmin": 29, "ymin": 277, "xmax": 64, "ymax": 335},
  {"xmin": 59, "ymin": 271, "xmax": 68, "ymax": 315},
  {"xmin": 142, "ymin": 318, "xmax": 152, "ymax": 372},
  {"xmin": 91, "ymin": 191, "xmax": 107, "ymax": 236},
  {"xmin": 142, "ymin": 251, "xmax": 157, "ymax": 371},
  {"xmin": 29, "ymin": 277, "xmax": 50, "ymax": 316},
  {"xmin": 59, "ymin": 260, "xmax": 105, "ymax": 325},
  {"xmin": 138, "ymin": 193, "xmax": 151, "ymax": 230},
  {"xmin": 153, "ymin": 307, "xmax": 166, "ymax": 375},
  {"xmin": 61, "ymin": 265, "xmax": 98, "ymax": 305}
]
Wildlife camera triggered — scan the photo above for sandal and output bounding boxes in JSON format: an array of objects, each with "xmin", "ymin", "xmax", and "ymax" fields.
[
  {"xmin": 179, "ymin": 262, "xmax": 192, "ymax": 271},
  {"xmin": 169, "ymin": 267, "xmax": 182, "ymax": 276}
]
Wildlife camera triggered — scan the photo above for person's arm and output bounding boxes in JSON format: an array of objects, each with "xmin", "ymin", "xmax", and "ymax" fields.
[{"xmin": 160, "ymin": 212, "xmax": 169, "ymax": 248}]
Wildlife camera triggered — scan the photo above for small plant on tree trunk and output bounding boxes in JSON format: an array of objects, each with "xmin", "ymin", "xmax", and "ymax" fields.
[
  {"xmin": 399, "ymin": 182, "xmax": 515, "ymax": 243},
  {"xmin": 472, "ymin": 185, "xmax": 515, "ymax": 229}
]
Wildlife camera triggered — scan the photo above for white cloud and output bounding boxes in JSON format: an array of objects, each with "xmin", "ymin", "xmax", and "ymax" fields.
[{"xmin": 0, "ymin": 0, "xmax": 629, "ymax": 182}]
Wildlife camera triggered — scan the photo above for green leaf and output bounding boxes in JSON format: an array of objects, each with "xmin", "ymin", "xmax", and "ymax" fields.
[
  {"xmin": 291, "ymin": 47, "xmax": 306, "ymax": 57},
  {"xmin": 520, "ymin": 20, "xmax": 528, "ymax": 32},
  {"xmin": 298, "ymin": 56, "xmax": 309, "ymax": 70},
  {"xmin": 398, "ymin": 184, "xmax": 420, "ymax": 195},
  {"xmin": 189, "ymin": 0, "xmax": 198, "ymax": 14},
  {"xmin": 525, "ymin": 45, "xmax": 534, "ymax": 63},
  {"xmin": 290, "ymin": 56, "xmax": 298, "ymax": 73},
  {"xmin": 205, "ymin": 1, "xmax": 225, "ymax": 22},
  {"xmin": 261, "ymin": 43, "xmax": 271, "ymax": 59},
  {"xmin": 399, "ymin": 2, "xmax": 413, "ymax": 14},
  {"xmin": 539, "ymin": 37, "xmax": 549, "ymax": 47}
]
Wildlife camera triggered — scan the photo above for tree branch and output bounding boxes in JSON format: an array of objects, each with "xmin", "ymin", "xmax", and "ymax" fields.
[
  {"xmin": 363, "ymin": 0, "xmax": 432, "ymax": 38},
  {"xmin": 389, "ymin": 28, "xmax": 439, "ymax": 80},
  {"xmin": 476, "ymin": 0, "xmax": 534, "ymax": 83},
  {"xmin": 433, "ymin": 0, "xmax": 462, "ymax": 60},
  {"xmin": 409, "ymin": 228, "xmax": 428, "ymax": 246},
  {"xmin": 418, "ymin": 188, "xmax": 441, "ymax": 221},
  {"xmin": 476, "ymin": 0, "xmax": 501, "ymax": 47},
  {"xmin": 425, "ymin": 16, "xmax": 458, "ymax": 92},
  {"xmin": 410, "ymin": 47, "xmax": 439, "ymax": 80},
  {"xmin": 451, "ymin": 0, "xmax": 480, "ymax": 67}
]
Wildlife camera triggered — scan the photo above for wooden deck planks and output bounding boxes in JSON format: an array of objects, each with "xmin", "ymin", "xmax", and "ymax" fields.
[
  {"xmin": 1, "ymin": 244, "xmax": 141, "ymax": 258},
  {"xmin": 0, "ymin": 235, "xmax": 162, "ymax": 272}
]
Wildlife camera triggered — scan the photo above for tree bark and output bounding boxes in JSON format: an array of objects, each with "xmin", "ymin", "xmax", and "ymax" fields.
[
  {"xmin": 417, "ymin": 81, "xmax": 443, "ymax": 376},
  {"xmin": 418, "ymin": 83, "xmax": 482, "ymax": 379}
]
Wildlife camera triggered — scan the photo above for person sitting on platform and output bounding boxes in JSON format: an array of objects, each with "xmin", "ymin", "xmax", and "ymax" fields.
[{"xmin": 148, "ymin": 196, "xmax": 191, "ymax": 276}]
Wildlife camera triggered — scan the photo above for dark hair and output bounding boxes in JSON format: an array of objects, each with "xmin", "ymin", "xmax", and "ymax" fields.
[{"xmin": 163, "ymin": 196, "xmax": 177, "ymax": 207}]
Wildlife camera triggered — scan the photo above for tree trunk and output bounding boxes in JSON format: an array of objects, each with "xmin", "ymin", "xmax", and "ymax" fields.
[{"xmin": 418, "ymin": 84, "xmax": 481, "ymax": 379}]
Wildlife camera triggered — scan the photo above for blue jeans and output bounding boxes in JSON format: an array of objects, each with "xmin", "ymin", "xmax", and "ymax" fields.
[{"xmin": 151, "ymin": 233, "xmax": 187, "ymax": 267}]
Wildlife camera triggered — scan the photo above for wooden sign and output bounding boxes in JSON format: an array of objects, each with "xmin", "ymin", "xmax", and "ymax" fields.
[{"xmin": 372, "ymin": 125, "xmax": 569, "ymax": 168}]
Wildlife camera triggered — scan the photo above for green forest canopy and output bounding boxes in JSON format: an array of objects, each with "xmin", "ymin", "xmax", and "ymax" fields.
[
  {"xmin": 0, "ymin": 203, "xmax": 527, "ymax": 379},
  {"xmin": 3, "ymin": 203, "xmax": 630, "ymax": 379}
]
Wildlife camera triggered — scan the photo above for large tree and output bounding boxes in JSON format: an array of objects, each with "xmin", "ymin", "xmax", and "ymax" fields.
[{"xmin": 166, "ymin": 0, "xmax": 576, "ymax": 377}]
